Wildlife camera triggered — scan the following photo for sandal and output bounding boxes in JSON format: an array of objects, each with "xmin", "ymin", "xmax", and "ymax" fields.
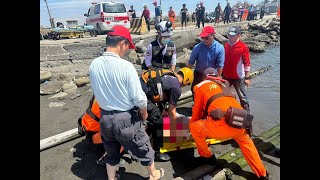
[{"xmin": 149, "ymin": 168, "xmax": 165, "ymax": 180}]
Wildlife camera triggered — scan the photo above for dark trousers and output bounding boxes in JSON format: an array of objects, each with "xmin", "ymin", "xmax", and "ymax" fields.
[
  {"xmin": 225, "ymin": 78, "xmax": 250, "ymax": 113},
  {"xmin": 145, "ymin": 100, "xmax": 164, "ymax": 153},
  {"xmin": 145, "ymin": 18, "xmax": 150, "ymax": 31},
  {"xmin": 190, "ymin": 71, "xmax": 204, "ymax": 99},
  {"xmin": 215, "ymin": 14, "xmax": 220, "ymax": 23},
  {"xmin": 139, "ymin": 78, "xmax": 164, "ymax": 153},
  {"xmin": 197, "ymin": 16, "xmax": 205, "ymax": 28},
  {"xmin": 224, "ymin": 14, "xmax": 230, "ymax": 24},
  {"xmin": 100, "ymin": 108, "xmax": 154, "ymax": 166},
  {"xmin": 181, "ymin": 17, "xmax": 187, "ymax": 26}
]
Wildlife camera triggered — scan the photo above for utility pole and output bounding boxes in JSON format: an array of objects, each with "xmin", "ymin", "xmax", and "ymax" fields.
[{"xmin": 44, "ymin": 0, "xmax": 55, "ymax": 28}]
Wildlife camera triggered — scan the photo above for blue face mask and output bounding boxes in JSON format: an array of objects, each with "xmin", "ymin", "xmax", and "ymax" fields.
[{"xmin": 161, "ymin": 38, "xmax": 171, "ymax": 45}]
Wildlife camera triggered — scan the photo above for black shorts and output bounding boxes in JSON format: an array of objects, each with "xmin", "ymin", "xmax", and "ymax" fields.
[{"xmin": 181, "ymin": 16, "xmax": 187, "ymax": 24}]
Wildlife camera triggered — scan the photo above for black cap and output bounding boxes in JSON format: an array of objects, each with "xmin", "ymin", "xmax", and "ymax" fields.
[
  {"xmin": 228, "ymin": 26, "xmax": 241, "ymax": 35},
  {"xmin": 204, "ymin": 68, "xmax": 216, "ymax": 77}
]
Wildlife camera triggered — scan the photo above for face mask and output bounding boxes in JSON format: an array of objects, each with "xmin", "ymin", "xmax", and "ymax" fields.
[{"xmin": 161, "ymin": 38, "xmax": 171, "ymax": 45}]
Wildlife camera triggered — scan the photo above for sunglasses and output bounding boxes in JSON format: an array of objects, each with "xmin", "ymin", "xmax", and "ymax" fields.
[{"xmin": 201, "ymin": 34, "xmax": 212, "ymax": 40}]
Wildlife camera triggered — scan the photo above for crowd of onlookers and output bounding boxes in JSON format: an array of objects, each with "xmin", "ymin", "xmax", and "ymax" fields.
[{"xmin": 127, "ymin": 1, "xmax": 270, "ymax": 31}]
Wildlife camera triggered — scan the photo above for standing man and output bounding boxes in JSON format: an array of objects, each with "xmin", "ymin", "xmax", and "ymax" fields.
[
  {"xmin": 168, "ymin": 6, "xmax": 176, "ymax": 30},
  {"xmin": 223, "ymin": 2, "xmax": 232, "ymax": 24},
  {"xmin": 196, "ymin": 2, "xmax": 205, "ymax": 28},
  {"xmin": 189, "ymin": 68, "xmax": 269, "ymax": 179},
  {"xmin": 153, "ymin": 1, "xmax": 161, "ymax": 25},
  {"xmin": 180, "ymin": 3, "xmax": 188, "ymax": 29},
  {"xmin": 128, "ymin": 5, "xmax": 136, "ymax": 19},
  {"xmin": 191, "ymin": 12, "xmax": 196, "ymax": 24},
  {"xmin": 239, "ymin": 6, "xmax": 244, "ymax": 21},
  {"xmin": 141, "ymin": 4, "xmax": 151, "ymax": 32},
  {"xmin": 142, "ymin": 21, "xmax": 176, "ymax": 71},
  {"xmin": 195, "ymin": 3, "xmax": 200, "ymax": 27},
  {"xmin": 214, "ymin": 3, "xmax": 222, "ymax": 25},
  {"xmin": 223, "ymin": 26, "xmax": 251, "ymax": 113},
  {"xmin": 248, "ymin": 4, "xmax": 254, "ymax": 20},
  {"xmin": 89, "ymin": 25, "xmax": 164, "ymax": 180},
  {"xmin": 260, "ymin": 6, "xmax": 265, "ymax": 19},
  {"xmin": 187, "ymin": 26, "xmax": 225, "ymax": 96}
]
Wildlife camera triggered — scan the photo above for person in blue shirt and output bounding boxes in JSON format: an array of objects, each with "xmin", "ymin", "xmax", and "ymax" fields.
[
  {"xmin": 153, "ymin": 1, "xmax": 162, "ymax": 25},
  {"xmin": 187, "ymin": 26, "xmax": 225, "ymax": 96},
  {"xmin": 248, "ymin": 4, "xmax": 255, "ymax": 20}
]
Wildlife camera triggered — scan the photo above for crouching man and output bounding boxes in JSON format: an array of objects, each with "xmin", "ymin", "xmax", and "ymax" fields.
[{"xmin": 189, "ymin": 68, "xmax": 269, "ymax": 179}]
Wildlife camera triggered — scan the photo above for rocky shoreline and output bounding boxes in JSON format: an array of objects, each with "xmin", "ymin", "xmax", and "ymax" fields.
[{"xmin": 40, "ymin": 16, "xmax": 280, "ymax": 102}]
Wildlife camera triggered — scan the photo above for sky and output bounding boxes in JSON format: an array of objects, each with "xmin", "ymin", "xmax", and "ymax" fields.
[{"xmin": 40, "ymin": 0, "xmax": 264, "ymax": 27}]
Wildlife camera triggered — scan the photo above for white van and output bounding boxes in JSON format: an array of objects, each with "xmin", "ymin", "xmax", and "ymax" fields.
[{"xmin": 84, "ymin": 1, "xmax": 130, "ymax": 35}]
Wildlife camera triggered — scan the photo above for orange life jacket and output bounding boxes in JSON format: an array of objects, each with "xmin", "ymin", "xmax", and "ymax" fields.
[{"xmin": 79, "ymin": 95, "xmax": 102, "ymax": 144}]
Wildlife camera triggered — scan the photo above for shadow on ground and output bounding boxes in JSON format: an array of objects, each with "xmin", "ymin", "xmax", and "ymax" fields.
[
  {"xmin": 71, "ymin": 138, "xmax": 148, "ymax": 180},
  {"xmin": 218, "ymin": 159, "xmax": 261, "ymax": 180},
  {"xmin": 229, "ymin": 137, "xmax": 280, "ymax": 166},
  {"xmin": 221, "ymin": 137, "xmax": 280, "ymax": 179},
  {"xmin": 71, "ymin": 138, "xmax": 107, "ymax": 180}
]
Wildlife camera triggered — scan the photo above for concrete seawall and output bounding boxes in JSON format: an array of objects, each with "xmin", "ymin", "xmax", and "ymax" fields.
[{"xmin": 40, "ymin": 22, "xmax": 248, "ymax": 63}]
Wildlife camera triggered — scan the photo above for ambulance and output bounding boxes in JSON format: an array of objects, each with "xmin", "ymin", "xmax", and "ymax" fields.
[{"xmin": 84, "ymin": 1, "xmax": 130, "ymax": 35}]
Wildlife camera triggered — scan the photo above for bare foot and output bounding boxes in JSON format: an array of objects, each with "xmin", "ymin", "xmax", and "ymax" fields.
[{"xmin": 149, "ymin": 168, "xmax": 165, "ymax": 180}]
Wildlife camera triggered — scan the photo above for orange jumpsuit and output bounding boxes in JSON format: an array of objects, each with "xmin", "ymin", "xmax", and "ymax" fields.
[
  {"xmin": 189, "ymin": 79, "xmax": 267, "ymax": 178},
  {"xmin": 168, "ymin": 10, "xmax": 176, "ymax": 29},
  {"xmin": 82, "ymin": 99, "xmax": 124, "ymax": 152},
  {"xmin": 81, "ymin": 99, "xmax": 102, "ymax": 144}
]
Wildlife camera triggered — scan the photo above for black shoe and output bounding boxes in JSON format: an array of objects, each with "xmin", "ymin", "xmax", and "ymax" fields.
[
  {"xmin": 155, "ymin": 152, "xmax": 171, "ymax": 162},
  {"xmin": 259, "ymin": 171, "xmax": 269, "ymax": 180},
  {"xmin": 193, "ymin": 155, "xmax": 219, "ymax": 166}
]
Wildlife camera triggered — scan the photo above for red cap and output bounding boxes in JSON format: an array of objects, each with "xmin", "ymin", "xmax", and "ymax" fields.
[
  {"xmin": 107, "ymin": 25, "xmax": 135, "ymax": 49},
  {"xmin": 153, "ymin": 1, "xmax": 157, "ymax": 5},
  {"xmin": 199, "ymin": 26, "xmax": 215, "ymax": 38}
]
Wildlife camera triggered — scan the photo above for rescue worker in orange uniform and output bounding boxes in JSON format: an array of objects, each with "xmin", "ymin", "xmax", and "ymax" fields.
[
  {"xmin": 78, "ymin": 95, "xmax": 124, "ymax": 165},
  {"xmin": 168, "ymin": 6, "xmax": 176, "ymax": 29},
  {"xmin": 189, "ymin": 68, "xmax": 269, "ymax": 179},
  {"xmin": 78, "ymin": 95, "xmax": 103, "ymax": 145}
]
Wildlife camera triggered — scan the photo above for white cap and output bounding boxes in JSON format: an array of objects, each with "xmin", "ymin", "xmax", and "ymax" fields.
[{"xmin": 157, "ymin": 21, "xmax": 173, "ymax": 37}]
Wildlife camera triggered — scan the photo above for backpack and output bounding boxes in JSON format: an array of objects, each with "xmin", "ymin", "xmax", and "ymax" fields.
[{"xmin": 141, "ymin": 68, "xmax": 177, "ymax": 103}]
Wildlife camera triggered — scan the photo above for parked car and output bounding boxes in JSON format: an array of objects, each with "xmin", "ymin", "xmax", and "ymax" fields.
[{"xmin": 84, "ymin": 1, "xmax": 130, "ymax": 35}]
